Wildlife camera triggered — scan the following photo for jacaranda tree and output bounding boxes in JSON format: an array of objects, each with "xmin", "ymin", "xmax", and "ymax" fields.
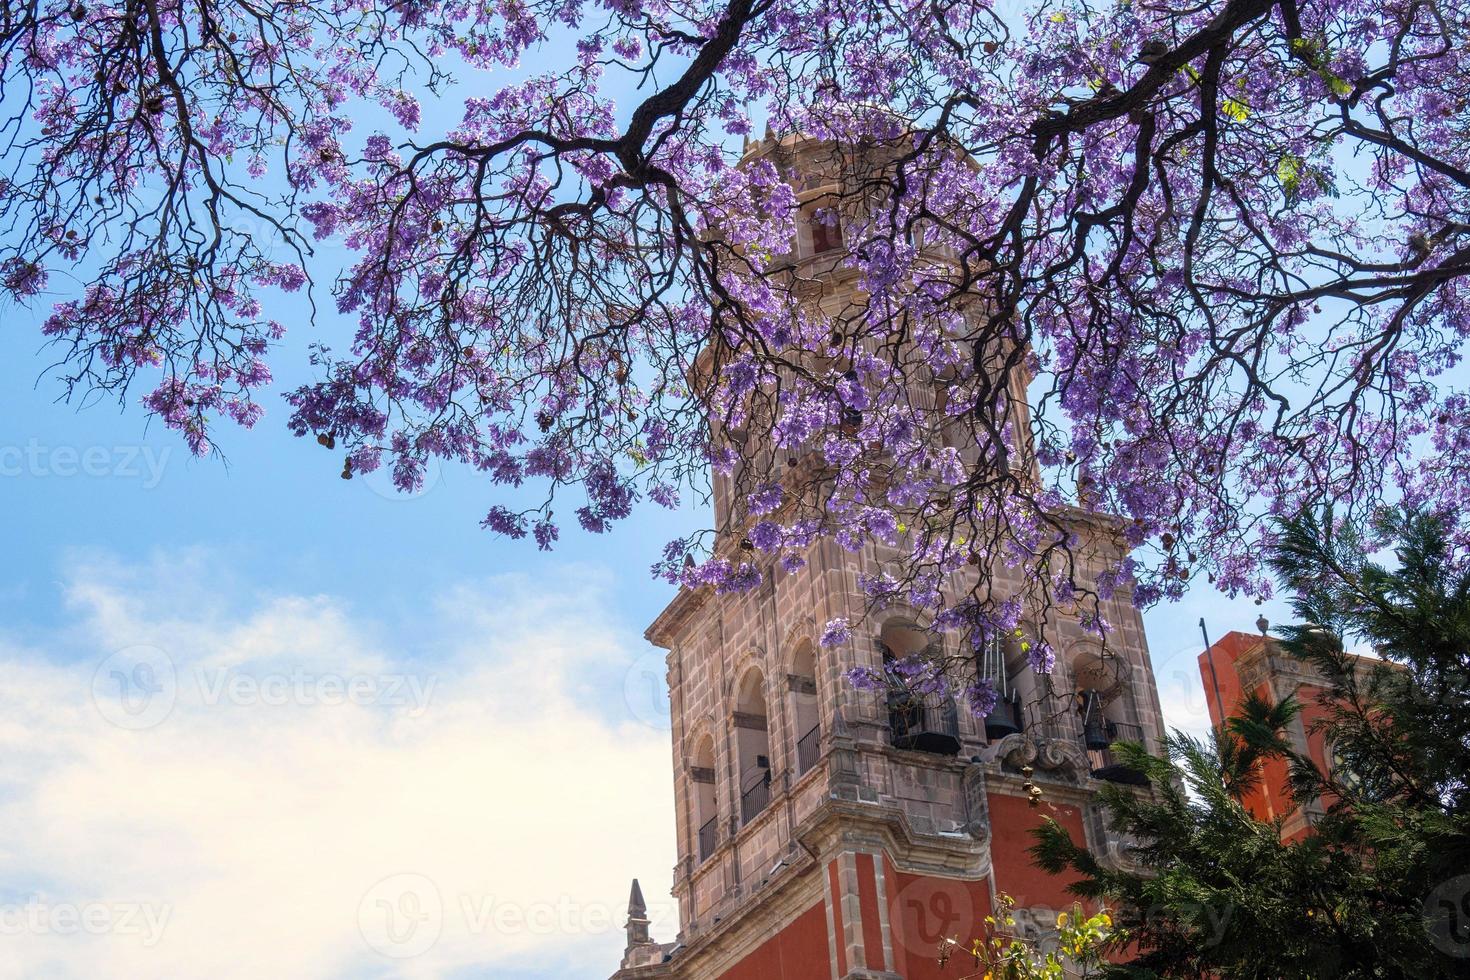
[{"xmin": 3, "ymin": 0, "xmax": 1468, "ymax": 662}]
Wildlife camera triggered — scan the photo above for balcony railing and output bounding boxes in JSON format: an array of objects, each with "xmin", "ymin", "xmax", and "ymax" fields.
[
  {"xmin": 740, "ymin": 769, "xmax": 771, "ymax": 824},
  {"xmin": 1084, "ymin": 720, "xmax": 1149, "ymax": 786},
  {"xmin": 697, "ymin": 815, "xmax": 718, "ymax": 862},
  {"xmin": 796, "ymin": 724, "xmax": 821, "ymax": 775},
  {"xmin": 888, "ymin": 689, "xmax": 962, "ymax": 756}
]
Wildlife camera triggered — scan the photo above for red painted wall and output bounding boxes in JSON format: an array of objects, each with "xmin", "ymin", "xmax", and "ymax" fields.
[
  {"xmin": 715, "ymin": 900, "xmax": 831, "ymax": 980},
  {"xmin": 988, "ymin": 793, "xmax": 1088, "ymax": 910},
  {"xmin": 884, "ymin": 857, "xmax": 992, "ymax": 980}
]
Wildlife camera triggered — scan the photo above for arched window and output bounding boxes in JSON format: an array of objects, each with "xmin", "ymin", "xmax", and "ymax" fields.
[
  {"xmin": 734, "ymin": 669, "xmax": 772, "ymax": 824},
  {"xmin": 975, "ymin": 632, "xmax": 1026, "ymax": 741},
  {"xmin": 879, "ymin": 621, "xmax": 961, "ymax": 756},
  {"xmin": 789, "ymin": 641, "xmax": 820, "ymax": 775},
  {"xmin": 691, "ymin": 734, "xmax": 719, "ymax": 862},
  {"xmin": 807, "ymin": 207, "xmax": 843, "ymax": 255},
  {"xmin": 1073, "ymin": 651, "xmax": 1147, "ymax": 786}
]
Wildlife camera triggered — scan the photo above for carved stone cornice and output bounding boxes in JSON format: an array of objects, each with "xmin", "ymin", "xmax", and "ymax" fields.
[
  {"xmin": 645, "ymin": 585, "xmax": 713, "ymax": 650},
  {"xmin": 795, "ymin": 797, "xmax": 993, "ymax": 880},
  {"xmin": 988, "ymin": 732, "xmax": 1088, "ymax": 782}
]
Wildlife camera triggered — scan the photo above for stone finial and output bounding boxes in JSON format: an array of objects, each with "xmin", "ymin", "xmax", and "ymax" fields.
[
  {"xmin": 619, "ymin": 878, "xmax": 663, "ymax": 970},
  {"xmin": 628, "ymin": 878, "xmax": 647, "ymax": 919},
  {"xmin": 1256, "ymin": 614, "xmax": 1269, "ymax": 635}
]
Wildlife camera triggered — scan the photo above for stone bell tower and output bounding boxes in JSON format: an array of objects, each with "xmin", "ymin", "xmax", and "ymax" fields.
[{"xmin": 610, "ymin": 132, "xmax": 1166, "ymax": 980}]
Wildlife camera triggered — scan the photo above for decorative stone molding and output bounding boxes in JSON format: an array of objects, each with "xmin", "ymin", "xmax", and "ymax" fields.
[
  {"xmin": 1032, "ymin": 736, "xmax": 1088, "ymax": 778},
  {"xmin": 786, "ymin": 673, "xmax": 817, "ymax": 694},
  {"xmin": 990, "ymin": 732, "xmax": 1087, "ymax": 781},
  {"xmin": 732, "ymin": 711, "xmax": 768, "ymax": 731},
  {"xmin": 797, "ymin": 797, "xmax": 993, "ymax": 880},
  {"xmin": 1010, "ymin": 906, "xmax": 1062, "ymax": 943},
  {"xmin": 826, "ymin": 706, "xmax": 864, "ymax": 799},
  {"xmin": 1084, "ymin": 800, "xmax": 1147, "ymax": 873},
  {"xmin": 960, "ymin": 765, "xmax": 990, "ymax": 841},
  {"xmin": 993, "ymin": 732, "xmax": 1036, "ymax": 770}
]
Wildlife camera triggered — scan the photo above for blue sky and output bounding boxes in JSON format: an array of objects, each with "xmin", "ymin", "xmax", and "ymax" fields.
[{"xmin": 0, "ymin": 38, "xmax": 1296, "ymax": 980}]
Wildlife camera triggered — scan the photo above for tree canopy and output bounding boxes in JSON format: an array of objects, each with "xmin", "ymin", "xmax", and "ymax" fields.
[
  {"xmin": 4, "ymin": 0, "xmax": 1469, "ymax": 657},
  {"xmin": 1031, "ymin": 507, "xmax": 1470, "ymax": 978}
]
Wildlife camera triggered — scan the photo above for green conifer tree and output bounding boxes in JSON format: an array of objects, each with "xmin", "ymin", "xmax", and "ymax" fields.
[{"xmin": 1030, "ymin": 508, "xmax": 1470, "ymax": 979}]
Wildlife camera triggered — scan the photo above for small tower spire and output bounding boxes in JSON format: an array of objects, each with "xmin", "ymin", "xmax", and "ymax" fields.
[
  {"xmin": 620, "ymin": 878, "xmax": 656, "ymax": 963},
  {"xmin": 628, "ymin": 879, "xmax": 647, "ymax": 921}
]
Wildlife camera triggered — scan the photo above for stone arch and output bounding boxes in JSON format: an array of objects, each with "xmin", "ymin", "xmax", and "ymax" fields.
[
  {"xmin": 780, "ymin": 616, "xmax": 816, "ymax": 665},
  {"xmin": 732, "ymin": 665, "xmax": 773, "ymax": 825},
  {"xmin": 726, "ymin": 646, "xmax": 768, "ymax": 708},
  {"xmin": 875, "ymin": 614, "xmax": 939, "ymax": 659},
  {"xmin": 687, "ymin": 725, "xmax": 720, "ymax": 862},
  {"xmin": 787, "ymin": 637, "xmax": 821, "ymax": 775},
  {"xmin": 683, "ymin": 715, "xmax": 720, "ymax": 768},
  {"xmin": 872, "ymin": 601, "xmax": 936, "ymax": 634},
  {"xmin": 1069, "ymin": 640, "xmax": 1142, "ymax": 744}
]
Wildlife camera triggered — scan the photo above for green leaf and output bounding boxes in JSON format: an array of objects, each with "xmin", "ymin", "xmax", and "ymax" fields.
[
  {"xmin": 1322, "ymin": 70, "xmax": 1353, "ymax": 98},
  {"xmin": 1276, "ymin": 154, "xmax": 1303, "ymax": 196}
]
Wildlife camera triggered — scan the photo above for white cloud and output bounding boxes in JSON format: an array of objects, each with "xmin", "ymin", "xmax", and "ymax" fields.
[{"xmin": 0, "ymin": 554, "xmax": 677, "ymax": 979}]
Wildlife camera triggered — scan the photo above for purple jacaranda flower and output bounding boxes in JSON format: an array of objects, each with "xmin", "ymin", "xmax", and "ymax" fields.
[
  {"xmin": 965, "ymin": 679, "xmax": 999, "ymax": 718},
  {"xmin": 820, "ymin": 618, "xmax": 852, "ymax": 647}
]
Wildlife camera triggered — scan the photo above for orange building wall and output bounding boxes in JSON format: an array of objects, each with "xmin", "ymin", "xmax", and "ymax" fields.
[
  {"xmin": 1198, "ymin": 631, "xmax": 1249, "ymax": 733},
  {"xmin": 1201, "ymin": 632, "xmax": 1279, "ymax": 820},
  {"xmin": 1199, "ymin": 630, "xmax": 1336, "ymax": 831}
]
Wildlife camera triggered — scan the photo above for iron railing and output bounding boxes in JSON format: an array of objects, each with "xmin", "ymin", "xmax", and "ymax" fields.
[
  {"xmin": 887, "ymin": 689, "xmax": 962, "ymax": 755},
  {"xmin": 740, "ymin": 770, "xmax": 771, "ymax": 824},
  {"xmin": 697, "ymin": 815, "xmax": 718, "ymax": 862},
  {"xmin": 796, "ymin": 724, "xmax": 821, "ymax": 775}
]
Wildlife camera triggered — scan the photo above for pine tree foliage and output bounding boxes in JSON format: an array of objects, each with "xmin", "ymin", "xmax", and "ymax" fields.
[{"xmin": 1030, "ymin": 507, "xmax": 1470, "ymax": 979}]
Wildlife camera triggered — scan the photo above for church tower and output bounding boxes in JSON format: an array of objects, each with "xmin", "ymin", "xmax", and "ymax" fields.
[{"xmin": 610, "ymin": 132, "xmax": 1167, "ymax": 980}]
